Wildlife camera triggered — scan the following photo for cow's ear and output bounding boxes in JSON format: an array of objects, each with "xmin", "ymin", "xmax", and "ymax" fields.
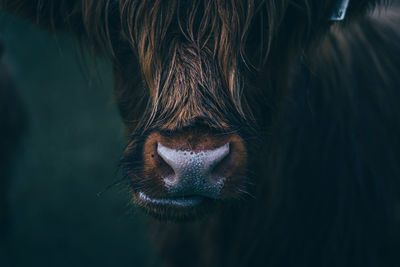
[{"xmin": 0, "ymin": 1, "xmax": 85, "ymax": 34}]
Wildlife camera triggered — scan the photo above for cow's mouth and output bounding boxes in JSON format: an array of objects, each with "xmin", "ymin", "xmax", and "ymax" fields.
[
  {"xmin": 133, "ymin": 191, "xmax": 214, "ymax": 220},
  {"xmin": 138, "ymin": 191, "xmax": 205, "ymax": 207}
]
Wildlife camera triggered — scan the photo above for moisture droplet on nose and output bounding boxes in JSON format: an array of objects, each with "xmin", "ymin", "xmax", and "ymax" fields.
[{"xmin": 164, "ymin": 175, "xmax": 178, "ymax": 186}]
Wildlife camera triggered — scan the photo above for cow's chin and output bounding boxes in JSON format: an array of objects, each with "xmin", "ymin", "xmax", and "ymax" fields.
[{"xmin": 132, "ymin": 191, "xmax": 217, "ymax": 221}]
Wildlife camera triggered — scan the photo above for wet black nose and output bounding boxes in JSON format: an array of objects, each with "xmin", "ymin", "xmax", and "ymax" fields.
[{"xmin": 157, "ymin": 142, "xmax": 230, "ymax": 198}]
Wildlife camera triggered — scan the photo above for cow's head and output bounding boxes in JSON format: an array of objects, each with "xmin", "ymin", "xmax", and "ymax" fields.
[
  {"xmin": 109, "ymin": 0, "xmax": 368, "ymax": 220},
  {"xmin": 3, "ymin": 0, "xmax": 377, "ymax": 220}
]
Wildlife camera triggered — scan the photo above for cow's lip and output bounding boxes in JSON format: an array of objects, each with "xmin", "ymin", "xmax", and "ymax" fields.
[
  {"xmin": 137, "ymin": 191, "xmax": 205, "ymax": 208},
  {"xmin": 134, "ymin": 191, "xmax": 212, "ymax": 220}
]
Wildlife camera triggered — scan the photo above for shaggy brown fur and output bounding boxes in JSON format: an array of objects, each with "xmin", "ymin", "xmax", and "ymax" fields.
[{"xmin": 1, "ymin": 0, "xmax": 400, "ymax": 266}]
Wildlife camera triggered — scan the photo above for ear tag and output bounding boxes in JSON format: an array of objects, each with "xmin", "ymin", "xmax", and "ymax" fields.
[{"xmin": 330, "ymin": 0, "xmax": 350, "ymax": 21}]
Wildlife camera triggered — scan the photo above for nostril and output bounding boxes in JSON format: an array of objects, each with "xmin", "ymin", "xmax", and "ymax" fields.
[
  {"xmin": 151, "ymin": 150, "xmax": 175, "ymax": 183},
  {"xmin": 210, "ymin": 149, "xmax": 233, "ymax": 179}
]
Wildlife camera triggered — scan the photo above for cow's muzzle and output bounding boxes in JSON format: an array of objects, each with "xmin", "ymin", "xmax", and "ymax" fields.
[{"xmin": 129, "ymin": 126, "xmax": 248, "ymax": 220}]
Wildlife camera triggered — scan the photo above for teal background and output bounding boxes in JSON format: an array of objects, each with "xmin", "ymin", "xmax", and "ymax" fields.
[{"xmin": 0, "ymin": 13, "xmax": 155, "ymax": 267}]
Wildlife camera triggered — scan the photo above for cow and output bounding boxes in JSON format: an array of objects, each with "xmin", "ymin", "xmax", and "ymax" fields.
[{"xmin": 1, "ymin": 0, "xmax": 399, "ymax": 266}]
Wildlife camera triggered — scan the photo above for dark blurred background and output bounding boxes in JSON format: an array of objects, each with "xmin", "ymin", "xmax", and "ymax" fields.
[{"xmin": 0, "ymin": 12, "xmax": 155, "ymax": 267}]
